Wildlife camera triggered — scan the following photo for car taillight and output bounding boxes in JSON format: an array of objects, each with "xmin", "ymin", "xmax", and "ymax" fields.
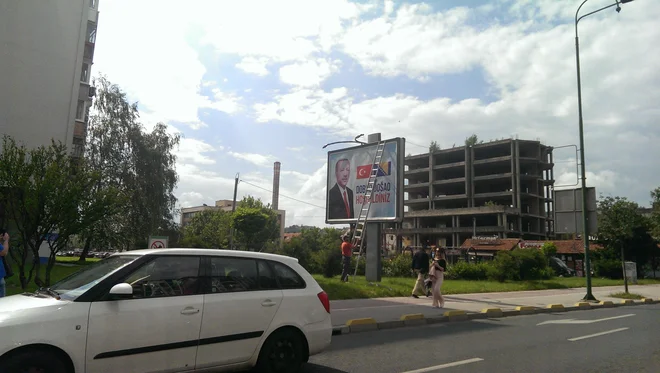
[{"xmin": 317, "ymin": 291, "xmax": 330, "ymax": 313}]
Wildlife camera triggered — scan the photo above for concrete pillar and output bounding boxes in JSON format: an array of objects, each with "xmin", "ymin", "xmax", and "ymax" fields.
[
  {"xmin": 429, "ymin": 153, "xmax": 434, "ymax": 210},
  {"xmin": 366, "ymin": 222, "xmax": 382, "ymax": 282}
]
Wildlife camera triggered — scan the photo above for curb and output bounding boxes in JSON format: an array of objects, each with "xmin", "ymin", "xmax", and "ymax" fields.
[{"xmin": 332, "ymin": 298, "xmax": 659, "ymax": 336}]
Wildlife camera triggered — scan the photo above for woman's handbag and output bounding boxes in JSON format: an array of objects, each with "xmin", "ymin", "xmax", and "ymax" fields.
[{"xmin": 2, "ymin": 256, "xmax": 13, "ymax": 279}]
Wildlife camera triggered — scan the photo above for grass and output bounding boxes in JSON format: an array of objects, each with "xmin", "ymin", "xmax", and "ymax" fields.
[
  {"xmin": 313, "ymin": 275, "xmax": 660, "ymax": 300},
  {"xmin": 6, "ymin": 259, "xmax": 660, "ymax": 300},
  {"xmin": 609, "ymin": 292, "xmax": 645, "ymax": 300}
]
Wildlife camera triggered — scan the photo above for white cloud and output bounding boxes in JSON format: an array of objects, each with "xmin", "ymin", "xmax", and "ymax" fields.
[
  {"xmin": 208, "ymin": 89, "xmax": 243, "ymax": 114},
  {"xmin": 176, "ymin": 138, "xmax": 217, "ymax": 165},
  {"xmin": 236, "ymin": 57, "xmax": 270, "ymax": 76},
  {"xmin": 279, "ymin": 59, "xmax": 340, "ymax": 87},
  {"xmin": 228, "ymin": 151, "xmax": 275, "ymax": 167},
  {"xmin": 286, "ymin": 146, "xmax": 304, "ymax": 152}
]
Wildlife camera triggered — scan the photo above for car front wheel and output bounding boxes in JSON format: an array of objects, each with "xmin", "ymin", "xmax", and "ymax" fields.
[
  {"xmin": 0, "ymin": 349, "xmax": 69, "ymax": 373},
  {"xmin": 255, "ymin": 328, "xmax": 304, "ymax": 373}
]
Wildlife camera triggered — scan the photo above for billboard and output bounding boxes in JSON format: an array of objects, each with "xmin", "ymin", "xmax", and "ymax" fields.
[
  {"xmin": 326, "ymin": 138, "xmax": 405, "ymax": 224},
  {"xmin": 554, "ymin": 187, "xmax": 598, "ymax": 235}
]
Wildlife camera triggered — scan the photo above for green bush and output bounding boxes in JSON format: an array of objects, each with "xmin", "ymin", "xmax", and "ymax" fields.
[
  {"xmin": 382, "ymin": 254, "xmax": 413, "ymax": 277},
  {"xmin": 307, "ymin": 249, "xmax": 342, "ymax": 278},
  {"xmin": 594, "ymin": 259, "xmax": 623, "ymax": 279},
  {"xmin": 446, "ymin": 261, "xmax": 491, "ymax": 280},
  {"xmin": 488, "ymin": 249, "xmax": 553, "ymax": 282}
]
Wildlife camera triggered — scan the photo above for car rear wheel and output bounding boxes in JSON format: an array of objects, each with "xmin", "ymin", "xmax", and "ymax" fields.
[
  {"xmin": 255, "ymin": 328, "xmax": 304, "ymax": 373},
  {"xmin": 1, "ymin": 349, "xmax": 68, "ymax": 373}
]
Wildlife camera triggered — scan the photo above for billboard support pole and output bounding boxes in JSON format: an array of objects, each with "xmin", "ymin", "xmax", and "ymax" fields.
[{"xmin": 364, "ymin": 133, "xmax": 383, "ymax": 282}]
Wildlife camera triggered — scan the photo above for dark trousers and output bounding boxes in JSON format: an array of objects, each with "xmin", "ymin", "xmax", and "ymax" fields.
[{"xmin": 341, "ymin": 255, "xmax": 351, "ymax": 282}]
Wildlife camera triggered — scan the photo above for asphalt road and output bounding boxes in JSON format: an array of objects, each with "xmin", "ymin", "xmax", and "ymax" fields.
[{"xmin": 302, "ymin": 304, "xmax": 660, "ymax": 373}]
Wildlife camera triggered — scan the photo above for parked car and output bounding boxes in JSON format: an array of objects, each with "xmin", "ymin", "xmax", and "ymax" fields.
[{"xmin": 0, "ymin": 248, "xmax": 332, "ymax": 373}]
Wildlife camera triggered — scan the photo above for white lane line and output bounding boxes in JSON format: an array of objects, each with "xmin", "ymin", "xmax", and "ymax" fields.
[
  {"xmin": 400, "ymin": 358, "xmax": 484, "ymax": 373},
  {"xmin": 537, "ymin": 313, "xmax": 635, "ymax": 326},
  {"xmin": 568, "ymin": 327, "xmax": 629, "ymax": 342}
]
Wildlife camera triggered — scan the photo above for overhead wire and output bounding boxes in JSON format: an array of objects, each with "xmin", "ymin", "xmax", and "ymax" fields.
[{"xmin": 238, "ymin": 179, "xmax": 326, "ymax": 210}]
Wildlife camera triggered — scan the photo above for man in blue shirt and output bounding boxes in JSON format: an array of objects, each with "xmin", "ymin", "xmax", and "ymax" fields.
[{"xmin": 0, "ymin": 231, "xmax": 9, "ymax": 298}]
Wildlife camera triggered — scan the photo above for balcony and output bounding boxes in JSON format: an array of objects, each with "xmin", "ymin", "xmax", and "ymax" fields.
[
  {"xmin": 405, "ymin": 167, "xmax": 430, "ymax": 176},
  {"xmin": 473, "ymin": 173, "xmax": 512, "ymax": 182},
  {"xmin": 73, "ymin": 121, "xmax": 87, "ymax": 138},
  {"xmin": 404, "ymin": 182, "xmax": 430, "ymax": 191},
  {"xmin": 404, "ymin": 196, "xmax": 430, "ymax": 205},
  {"xmin": 84, "ymin": 43, "xmax": 95, "ymax": 60},
  {"xmin": 433, "ymin": 193, "xmax": 467, "ymax": 201},
  {"xmin": 433, "ymin": 177, "xmax": 465, "ymax": 186},
  {"xmin": 433, "ymin": 161, "xmax": 465, "ymax": 170}
]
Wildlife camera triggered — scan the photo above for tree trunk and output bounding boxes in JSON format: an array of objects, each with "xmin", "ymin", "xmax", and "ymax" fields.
[{"xmin": 79, "ymin": 236, "xmax": 93, "ymax": 262}]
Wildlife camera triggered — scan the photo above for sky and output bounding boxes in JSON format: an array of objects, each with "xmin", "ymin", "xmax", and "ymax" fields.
[{"xmin": 92, "ymin": 0, "xmax": 660, "ymax": 228}]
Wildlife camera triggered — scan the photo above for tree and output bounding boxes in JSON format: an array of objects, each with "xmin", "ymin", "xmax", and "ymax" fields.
[
  {"xmin": 429, "ymin": 141, "xmax": 440, "ymax": 153},
  {"xmin": 465, "ymin": 134, "xmax": 482, "ymax": 147},
  {"xmin": 0, "ymin": 136, "xmax": 123, "ymax": 288},
  {"xmin": 81, "ymin": 75, "xmax": 180, "ymax": 256},
  {"xmin": 231, "ymin": 196, "xmax": 279, "ymax": 251},
  {"xmin": 596, "ymin": 196, "xmax": 656, "ymax": 277},
  {"xmin": 181, "ymin": 209, "xmax": 231, "ymax": 248}
]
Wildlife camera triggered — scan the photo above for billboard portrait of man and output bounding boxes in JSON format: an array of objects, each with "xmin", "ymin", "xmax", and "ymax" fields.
[{"xmin": 328, "ymin": 158, "xmax": 355, "ymax": 220}]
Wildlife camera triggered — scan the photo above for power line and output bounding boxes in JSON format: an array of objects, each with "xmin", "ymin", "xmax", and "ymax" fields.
[
  {"xmin": 238, "ymin": 179, "xmax": 326, "ymax": 210},
  {"xmin": 407, "ymin": 140, "xmax": 427, "ymax": 149}
]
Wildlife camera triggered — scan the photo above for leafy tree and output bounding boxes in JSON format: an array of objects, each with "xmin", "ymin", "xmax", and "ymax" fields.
[
  {"xmin": 651, "ymin": 186, "xmax": 660, "ymax": 239},
  {"xmin": 231, "ymin": 196, "xmax": 279, "ymax": 251},
  {"xmin": 596, "ymin": 196, "xmax": 656, "ymax": 275},
  {"xmin": 429, "ymin": 141, "xmax": 440, "ymax": 153},
  {"xmin": 181, "ymin": 209, "xmax": 231, "ymax": 248},
  {"xmin": 81, "ymin": 75, "xmax": 180, "ymax": 257},
  {"xmin": 465, "ymin": 134, "xmax": 482, "ymax": 147},
  {"xmin": 0, "ymin": 136, "xmax": 123, "ymax": 288}
]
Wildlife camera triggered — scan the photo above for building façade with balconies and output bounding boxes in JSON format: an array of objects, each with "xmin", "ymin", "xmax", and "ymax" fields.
[{"xmin": 383, "ymin": 138, "xmax": 555, "ymax": 248}]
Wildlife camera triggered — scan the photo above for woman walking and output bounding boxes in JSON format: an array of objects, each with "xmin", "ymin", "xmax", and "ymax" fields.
[{"xmin": 429, "ymin": 248, "xmax": 447, "ymax": 308}]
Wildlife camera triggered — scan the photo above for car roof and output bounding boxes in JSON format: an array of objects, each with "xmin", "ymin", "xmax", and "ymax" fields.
[{"xmin": 111, "ymin": 248, "xmax": 299, "ymax": 264}]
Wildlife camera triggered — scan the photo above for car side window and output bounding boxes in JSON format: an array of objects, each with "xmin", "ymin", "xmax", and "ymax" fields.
[
  {"xmin": 209, "ymin": 257, "xmax": 258, "ymax": 293},
  {"xmin": 257, "ymin": 260, "xmax": 279, "ymax": 290},
  {"xmin": 123, "ymin": 256, "xmax": 201, "ymax": 299},
  {"xmin": 270, "ymin": 261, "xmax": 306, "ymax": 289}
]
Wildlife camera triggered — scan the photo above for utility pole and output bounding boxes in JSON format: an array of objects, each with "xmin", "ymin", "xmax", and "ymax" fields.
[
  {"xmin": 621, "ymin": 242, "xmax": 629, "ymax": 294},
  {"xmin": 228, "ymin": 173, "xmax": 239, "ymax": 250}
]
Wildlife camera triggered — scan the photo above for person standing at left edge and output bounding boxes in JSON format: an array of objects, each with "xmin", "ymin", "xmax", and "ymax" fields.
[{"xmin": 0, "ymin": 230, "xmax": 10, "ymax": 298}]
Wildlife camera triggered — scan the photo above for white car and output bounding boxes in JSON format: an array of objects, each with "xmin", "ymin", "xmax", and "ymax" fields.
[{"xmin": 0, "ymin": 249, "xmax": 333, "ymax": 373}]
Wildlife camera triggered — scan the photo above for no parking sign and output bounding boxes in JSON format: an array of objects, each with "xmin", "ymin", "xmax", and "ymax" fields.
[{"xmin": 148, "ymin": 236, "xmax": 168, "ymax": 249}]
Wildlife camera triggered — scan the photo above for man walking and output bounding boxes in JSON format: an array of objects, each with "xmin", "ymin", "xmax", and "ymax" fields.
[
  {"xmin": 340, "ymin": 236, "xmax": 353, "ymax": 282},
  {"xmin": 411, "ymin": 246, "xmax": 430, "ymax": 298},
  {"xmin": 0, "ymin": 231, "xmax": 10, "ymax": 298}
]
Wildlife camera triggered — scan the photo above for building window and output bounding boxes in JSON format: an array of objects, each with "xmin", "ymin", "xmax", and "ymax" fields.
[
  {"xmin": 87, "ymin": 22, "xmax": 97, "ymax": 44},
  {"xmin": 76, "ymin": 100, "xmax": 86, "ymax": 121},
  {"xmin": 90, "ymin": 0, "xmax": 97, "ymax": 8},
  {"xmin": 81, "ymin": 63, "xmax": 89, "ymax": 83}
]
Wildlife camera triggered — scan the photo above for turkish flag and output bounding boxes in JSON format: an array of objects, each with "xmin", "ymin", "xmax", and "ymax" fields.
[{"xmin": 356, "ymin": 164, "xmax": 371, "ymax": 179}]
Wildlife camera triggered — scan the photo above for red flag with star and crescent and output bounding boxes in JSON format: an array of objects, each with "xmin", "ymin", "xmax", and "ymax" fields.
[{"xmin": 356, "ymin": 164, "xmax": 371, "ymax": 179}]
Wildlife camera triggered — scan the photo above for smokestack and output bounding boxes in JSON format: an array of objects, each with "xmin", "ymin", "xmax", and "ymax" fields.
[{"xmin": 272, "ymin": 161, "xmax": 281, "ymax": 210}]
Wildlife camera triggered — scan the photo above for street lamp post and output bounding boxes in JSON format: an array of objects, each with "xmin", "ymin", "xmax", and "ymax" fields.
[{"xmin": 574, "ymin": 0, "xmax": 634, "ymax": 301}]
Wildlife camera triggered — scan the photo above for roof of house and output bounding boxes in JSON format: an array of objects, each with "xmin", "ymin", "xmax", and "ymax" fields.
[
  {"xmin": 460, "ymin": 238, "xmax": 521, "ymax": 252},
  {"xmin": 283, "ymin": 233, "xmax": 301, "ymax": 242},
  {"xmin": 519, "ymin": 239, "xmax": 604, "ymax": 254}
]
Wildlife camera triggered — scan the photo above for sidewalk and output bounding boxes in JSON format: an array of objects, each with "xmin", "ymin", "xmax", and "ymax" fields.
[{"xmin": 330, "ymin": 284, "xmax": 660, "ymax": 327}]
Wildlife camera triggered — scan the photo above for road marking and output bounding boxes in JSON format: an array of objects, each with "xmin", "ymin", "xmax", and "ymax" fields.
[
  {"xmin": 536, "ymin": 314, "xmax": 635, "ymax": 326},
  {"xmin": 400, "ymin": 358, "xmax": 484, "ymax": 372},
  {"xmin": 568, "ymin": 327, "xmax": 629, "ymax": 342}
]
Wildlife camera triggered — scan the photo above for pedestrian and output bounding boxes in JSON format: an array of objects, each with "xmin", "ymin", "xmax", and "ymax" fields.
[
  {"xmin": 0, "ymin": 230, "xmax": 10, "ymax": 298},
  {"xmin": 410, "ymin": 246, "xmax": 430, "ymax": 298},
  {"xmin": 340, "ymin": 236, "xmax": 353, "ymax": 282},
  {"xmin": 429, "ymin": 248, "xmax": 447, "ymax": 308}
]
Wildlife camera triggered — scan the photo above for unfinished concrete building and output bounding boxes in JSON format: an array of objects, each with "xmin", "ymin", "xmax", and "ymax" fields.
[{"xmin": 384, "ymin": 139, "xmax": 555, "ymax": 247}]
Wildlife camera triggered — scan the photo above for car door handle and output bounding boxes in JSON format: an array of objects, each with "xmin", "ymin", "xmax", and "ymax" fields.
[
  {"xmin": 261, "ymin": 300, "xmax": 277, "ymax": 307},
  {"xmin": 181, "ymin": 307, "xmax": 200, "ymax": 315}
]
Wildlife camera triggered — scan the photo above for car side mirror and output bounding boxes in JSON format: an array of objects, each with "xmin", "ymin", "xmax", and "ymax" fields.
[{"xmin": 108, "ymin": 283, "xmax": 133, "ymax": 299}]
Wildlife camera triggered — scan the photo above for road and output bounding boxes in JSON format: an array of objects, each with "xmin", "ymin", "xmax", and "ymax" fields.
[
  {"xmin": 301, "ymin": 304, "xmax": 660, "ymax": 373},
  {"xmin": 330, "ymin": 284, "xmax": 660, "ymax": 326}
]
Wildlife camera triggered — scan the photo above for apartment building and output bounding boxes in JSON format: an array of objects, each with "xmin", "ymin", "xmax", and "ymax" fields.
[
  {"xmin": 384, "ymin": 139, "xmax": 555, "ymax": 247},
  {"xmin": 0, "ymin": 0, "xmax": 100, "ymax": 157}
]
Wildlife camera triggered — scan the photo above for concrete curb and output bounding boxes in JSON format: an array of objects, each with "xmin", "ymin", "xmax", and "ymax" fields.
[{"xmin": 332, "ymin": 299, "xmax": 660, "ymax": 336}]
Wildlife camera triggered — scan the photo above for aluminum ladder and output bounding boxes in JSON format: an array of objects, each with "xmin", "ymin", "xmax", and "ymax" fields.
[{"xmin": 352, "ymin": 141, "xmax": 386, "ymax": 277}]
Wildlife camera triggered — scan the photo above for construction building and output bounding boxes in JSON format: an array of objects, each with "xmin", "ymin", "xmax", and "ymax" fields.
[
  {"xmin": 384, "ymin": 139, "xmax": 555, "ymax": 248},
  {"xmin": 0, "ymin": 0, "xmax": 101, "ymax": 158}
]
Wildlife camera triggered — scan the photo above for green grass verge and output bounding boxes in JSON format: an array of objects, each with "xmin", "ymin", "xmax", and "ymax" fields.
[
  {"xmin": 609, "ymin": 292, "xmax": 645, "ymax": 300},
  {"xmin": 6, "ymin": 259, "xmax": 660, "ymax": 300},
  {"xmin": 313, "ymin": 275, "xmax": 660, "ymax": 300}
]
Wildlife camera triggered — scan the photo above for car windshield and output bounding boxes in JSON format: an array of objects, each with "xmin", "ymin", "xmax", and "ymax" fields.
[{"xmin": 50, "ymin": 255, "xmax": 139, "ymax": 300}]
